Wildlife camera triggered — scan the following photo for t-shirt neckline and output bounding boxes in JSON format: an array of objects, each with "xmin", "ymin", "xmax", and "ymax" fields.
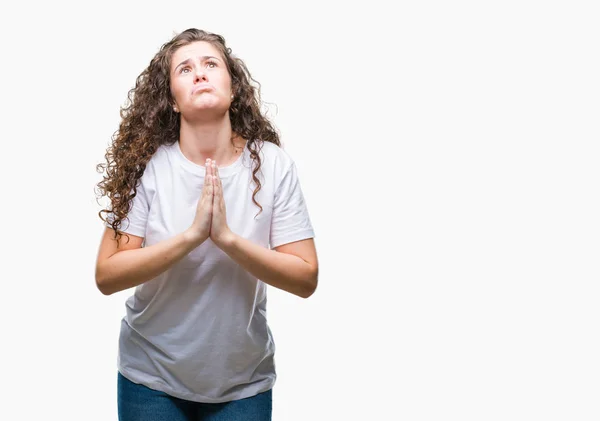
[{"xmin": 173, "ymin": 139, "xmax": 247, "ymax": 178}]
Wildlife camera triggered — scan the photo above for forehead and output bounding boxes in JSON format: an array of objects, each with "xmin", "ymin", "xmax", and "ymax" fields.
[{"xmin": 171, "ymin": 41, "xmax": 222, "ymax": 65}]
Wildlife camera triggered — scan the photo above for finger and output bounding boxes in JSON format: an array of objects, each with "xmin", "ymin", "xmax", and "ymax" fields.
[
  {"xmin": 210, "ymin": 161, "xmax": 221, "ymax": 195},
  {"xmin": 212, "ymin": 174, "xmax": 219, "ymax": 213},
  {"xmin": 212, "ymin": 172, "xmax": 222, "ymax": 213},
  {"xmin": 216, "ymin": 165, "xmax": 222, "ymax": 192},
  {"xmin": 213, "ymin": 162, "xmax": 222, "ymax": 186},
  {"xmin": 205, "ymin": 161, "xmax": 215, "ymax": 203},
  {"xmin": 213, "ymin": 162, "xmax": 221, "ymax": 185},
  {"xmin": 206, "ymin": 159, "xmax": 212, "ymax": 178},
  {"xmin": 213, "ymin": 172, "xmax": 220, "ymax": 200},
  {"xmin": 201, "ymin": 175, "xmax": 210, "ymax": 208},
  {"xmin": 209, "ymin": 160, "xmax": 216, "ymax": 189},
  {"xmin": 218, "ymin": 165, "xmax": 225, "ymax": 203},
  {"xmin": 213, "ymin": 162, "xmax": 225, "ymax": 211},
  {"xmin": 202, "ymin": 159, "xmax": 211, "ymax": 194}
]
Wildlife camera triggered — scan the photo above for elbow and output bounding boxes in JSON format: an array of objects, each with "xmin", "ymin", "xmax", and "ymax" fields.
[
  {"xmin": 300, "ymin": 284, "xmax": 317, "ymax": 299},
  {"xmin": 96, "ymin": 281, "xmax": 114, "ymax": 296},
  {"xmin": 298, "ymin": 267, "xmax": 318, "ymax": 299},
  {"xmin": 95, "ymin": 277, "xmax": 113, "ymax": 296},
  {"xmin": 95, "ymin": 267, "xmax": 115, "ymax": 296}
]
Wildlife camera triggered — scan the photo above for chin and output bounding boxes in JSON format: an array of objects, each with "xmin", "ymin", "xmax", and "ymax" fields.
[
  {"xmin": 188, "ymin": 104, "xmax": 229, "ymax": 118},
  {"xmin": 192, "ymin": 98, "xmax": 226, "ymax": 109}
]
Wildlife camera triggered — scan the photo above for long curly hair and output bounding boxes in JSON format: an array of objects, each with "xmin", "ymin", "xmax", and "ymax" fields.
[{"xmin": 96, "ymin": 28, "xmax": 280, "ymax": 243}]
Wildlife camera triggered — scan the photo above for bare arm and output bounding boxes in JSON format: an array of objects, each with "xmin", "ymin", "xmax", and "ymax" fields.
[
  {"xmin": 216, "ymin": 235, "xmax": 318, "ymax": 299},
  {"xmin": 96, "ymin": 164, "xmax": 214, "ymax": 296},
  {"xmin": 95, "ymin": 228, "xmax": 202, "ymax": 295},
  {"xmin": 208, "ymin": 160, "xmax": 318, "ymax": 298}
]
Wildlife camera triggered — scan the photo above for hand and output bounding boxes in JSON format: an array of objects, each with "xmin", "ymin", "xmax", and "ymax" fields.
[
  {"xmin": 209, "ymin": 161, "xmax": 235, "ymax": 248},
  {"xmin": 186, "ymin": 158, "xmax": 214, "ymax": 245}
]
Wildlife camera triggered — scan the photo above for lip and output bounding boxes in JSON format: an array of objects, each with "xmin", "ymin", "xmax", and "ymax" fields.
[{"xmin": 191, "ymin": 84, "xmax": 213, "ymax": 94}]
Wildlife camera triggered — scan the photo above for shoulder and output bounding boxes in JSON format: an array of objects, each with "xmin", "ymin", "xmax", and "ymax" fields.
[
  {"xmin": 250, "ymin": 140, "xmax": 305, "ymax": 195},
  {"xmin": 137, "ymin": 143, "xmax": 173, "ymax": 189},
  {"xmin": 149, "ymin": 142, "xmax": 173, "ymax": 166},
  {"xmin": 254, "ymin": 140, "xmax": 294, "ymax": 173},
  {"xmin": 145, "ymin": 142, "xmax": 177, "ymax": 173}
]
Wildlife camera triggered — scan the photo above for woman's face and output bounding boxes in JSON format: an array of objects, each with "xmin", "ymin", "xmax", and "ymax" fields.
[{"xmin": 170, "ymin": 41, "xmax": 232, "ymax": 118}]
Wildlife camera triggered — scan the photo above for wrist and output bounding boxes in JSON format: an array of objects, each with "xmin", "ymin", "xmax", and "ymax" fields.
[
  {"xmin": 214, "ymin": 230, "xmax": 237, "ymax": 251},
  {"xmin": 183, "ymin": 229, "xmax": 207, "ymax": 248}
]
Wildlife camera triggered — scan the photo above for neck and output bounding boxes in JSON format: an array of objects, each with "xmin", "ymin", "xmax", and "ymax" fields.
[{"xmin": 178, "ymin": 113, "xmax": 242, "ymax": 167}]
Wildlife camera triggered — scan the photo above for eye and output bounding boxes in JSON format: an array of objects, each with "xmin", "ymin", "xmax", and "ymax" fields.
[
  {"xmin": 180, "ymin": 67, "xmax": 191, "ymax": 74},
  {"xmin": 206, "ymin": 60, "xmax": 217, "ymax": 68}
]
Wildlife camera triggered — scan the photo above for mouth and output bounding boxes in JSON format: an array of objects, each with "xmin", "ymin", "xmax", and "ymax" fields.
[{"xmin": 192, "ymin": 84, "xmax": 213, "ymax": 94}]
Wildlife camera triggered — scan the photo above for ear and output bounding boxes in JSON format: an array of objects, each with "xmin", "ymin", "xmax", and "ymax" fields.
[{"xmin": 170, "ymin": 93, "xmax": 179, "ymax": 113}]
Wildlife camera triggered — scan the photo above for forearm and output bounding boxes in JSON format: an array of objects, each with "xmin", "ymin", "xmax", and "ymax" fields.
[
  {"xmin": 218, "ymin": 234, "xmax": 318, "ymax": 298},
  {"xmin": 96, "ymin": 231, "xmax": 202, "ymax": 295}
]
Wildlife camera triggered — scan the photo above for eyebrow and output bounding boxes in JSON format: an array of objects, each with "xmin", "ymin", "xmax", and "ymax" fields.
[{"xmin": 174, "ymin": 56, "xmax": 220, "ymax": 73}]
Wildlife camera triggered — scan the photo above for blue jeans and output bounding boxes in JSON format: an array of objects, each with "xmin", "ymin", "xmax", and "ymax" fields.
[{"xmin": 117, "ymin": 372, "xmax": 272, "ymax": 421}]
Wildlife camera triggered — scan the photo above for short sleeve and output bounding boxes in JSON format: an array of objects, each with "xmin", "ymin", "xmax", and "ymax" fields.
[
  {"xmin": 104, "ymin": 181, "xmax": 149, "ymax": 238},
  {"xmin": 269, "ymin": 162, "xmax": 315, "ymax": 248}
]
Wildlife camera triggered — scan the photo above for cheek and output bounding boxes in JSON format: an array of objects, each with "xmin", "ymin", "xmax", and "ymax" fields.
[
  {"xmin": 170, "ymin": 79, "xmax": 187, "ymax": 102},
  {"xmin": 216, "ymin": 73, "xmax": 232, "ymax": 92}
]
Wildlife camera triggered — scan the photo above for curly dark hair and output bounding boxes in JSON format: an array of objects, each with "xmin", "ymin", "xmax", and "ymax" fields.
[{"xmin": 96, "ymin": 28, "xmax": 280, "ymax": 244}]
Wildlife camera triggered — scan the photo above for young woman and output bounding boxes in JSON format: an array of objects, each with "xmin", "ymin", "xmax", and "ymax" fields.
[{"xmin": 95, "ymin": 28, "xmax": 318, "ymax": 421}]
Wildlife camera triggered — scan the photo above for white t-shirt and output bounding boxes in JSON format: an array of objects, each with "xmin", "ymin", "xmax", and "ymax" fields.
[{"xmin": 105, "ymin": 139, "xmax": 315, "ymax": 403}]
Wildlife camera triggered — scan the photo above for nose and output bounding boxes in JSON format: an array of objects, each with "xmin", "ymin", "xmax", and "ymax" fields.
[{"xmin": 194, "ymin": 68, "xmax": 208, "ymax": 83}]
